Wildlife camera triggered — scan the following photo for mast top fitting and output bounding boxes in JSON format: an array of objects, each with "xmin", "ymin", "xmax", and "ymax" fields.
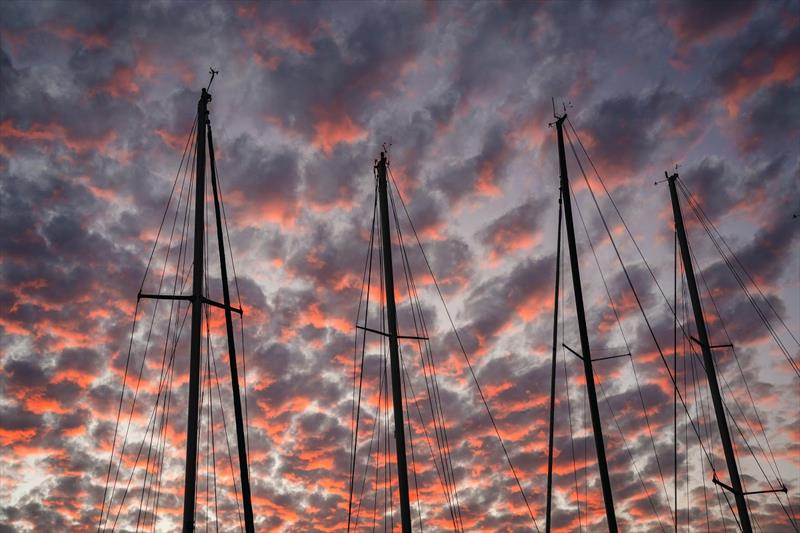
[{"xmin": 206, "ymin": 67, "xmax": 219, "ymax": 91}]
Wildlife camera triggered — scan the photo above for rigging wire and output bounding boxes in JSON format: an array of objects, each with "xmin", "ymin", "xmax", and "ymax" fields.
[
  {"xmin": 545, "ymin": 192, "xmax": 563, "ymax": 533},
  {"xmin": 358, "ymin": 189, "xmax": 462, "ymax": 525},
  {"xmin": 686, "ymin": 293, "xmax": 713, "ymax": 532},
  {"xmin": 675, "ymin": 179, "xmax": 799, "ymax": 379},
  {"xmin": 149, "ymin": 138, "xmax": 199, "ymax": 531},
  {"xmin": 563, "ymin": 118, "xmax": 746, "ymax": 529},
  {"xmin": 349, "ymin": 198, "xmax": 385, "ymax": 529},
  {"xmin": 371, "ymin": 364, "xmax": 383, "ymax": 531},
  {"xmin": 387, "ymin": 166, "xmax": 540, "ymax": 531},
  {"xmin": 351, "ymin": 160, "xmax": 540, "ymax": 530},
  {"xmin": 150, "ymin": 314, "xmax": 180, "ymax": 532},
  {"xmin": 686, "ymin": 239, "xmax": 799, "ymax": 531},
  {"xmin": 388, "ymin": 182, "xmax": 463, "ymax": 530},
  {"xmin": 352, "ymin": 357, "xmax": 383, "ymax": 529},
  {"xmin": 209, "ymin": 137, "xmax": 252, "ymax": 463},
  {"xmin": 566, "ymin": 169, "xmax": 674, "ymax": 526},
  {"xmin": 564, "ymin": 116, "xmax": 798, "ymax": 531},
  {"xmin": 347, "ymin": 178, "xmax": 379, "ymax": 532},
  {"xmin": 698, "ymin": 268, "xmax": 786, "ymax": 487},
  {"xmin": 672, "ymin": 160, "xmax": 799, "ymax": 532},
  {"xmin": 100, "ymin": 119, "xmax": 198, "ymax": 531},
  {"xmin": 149, "ymin": 237, "xmax": 197, "ymax": 531},
  {"xmin": 684, "ymin": 291, "xmax": 691, "ymax": 532},
  {"xmin": 593, "ymin": 368, "xmax": 667, "ymax": 533},
  {"xmin": 134, "ymin": 268, "xmax": 186, "ymax": 530},
  {"xmin": 559, "ymin": 220, "xmax": 585, "ymax": 533},
  {"xmin": 400, "ymin": 359, "xmax": 463, "ymax": 530},
  {"xmin": 399, "ymin": 348, "xmax": 426, "ymax": 532},
  {"xmin": 378, "ymin": 199, "xmax": 389, "ymax": 531},
  {"xmin": 100, "ymin": 106, "xmax": 250, "ymax": 531},
  {"xmin": 209, "ymin": 309, "xmax": 245, "ymax": 531},
  {"xmin": 560, "ymin": 120, "xmax": 730, "ymax": 475},
  {"xmin": 676, "ymin": 179, "xmax": 799, "ymax": 351},
  {"xmin": 679, "ymin": 217, "xmax": 742, "ymax": 532},
  {"xmin": 98, "ymin": 134, "xmax": 182, "ymax": 530},
  {"xmin": 565, "ymin": 112, "xmax": 798, "ymax": 392},
  {"xmin": 108, "ymin": 302, "xmax": 188, "ymax": 532},
  {"xmin": 673, "ymin": 229, "xmax": 679, "ymax": 533}
]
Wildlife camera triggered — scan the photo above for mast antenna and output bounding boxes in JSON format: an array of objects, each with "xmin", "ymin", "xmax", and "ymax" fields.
[
  {"xmin": 207, "ymin": 67, "xmax": 219, "ymax": 91},
  {"xmin": 549, "ymin": 99, "xmax": 572, "ymax": 123}
]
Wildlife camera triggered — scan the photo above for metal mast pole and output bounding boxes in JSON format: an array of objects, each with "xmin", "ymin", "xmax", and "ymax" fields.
[
  {"xmin": 545, "ymin": 196, "xmax": 563, "ymax": 533},
  {"xmin": 554, "ymin": 115, "xmax": 618, "ymax": 532},
  {"xmin": 207, "ymin": 121, "xmax": 255, "ymax": 533},
  {"xmin": 182, "ymin": 87, "xmax": 211, "ymax": 532},
  {"xmin": 376, "ymin": 151, "xmax": 413, "ymax": 533},
  {"xmin": 666, "ymin": 172, "xmax": 752, "ymax": 533}
]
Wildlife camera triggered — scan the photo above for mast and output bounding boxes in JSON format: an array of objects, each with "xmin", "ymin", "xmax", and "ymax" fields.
[
  {"xmin": 545, "ymin": 195, "xmax": 563, "ymax": 533},
  {"xmin": 554, "ymin": 114, "xmax": 618, "ymax": 532},
  {"xmin": 207, "ymin": 121, "xmax": 255, "ymax": 533},
  {"xmin": 376, "ymin": 152, "xmax": 413, "ymax": 533},
  {"xmin": 666, "ymin": 172, "xmax": 752, "ymax": 532},
  {"xmin": 182, "ymin": 87, "xmax": 210, "ymax": 532},
  {"xmin": 128, "ymin": 76, "xmax": 254, "ymax": 531}
]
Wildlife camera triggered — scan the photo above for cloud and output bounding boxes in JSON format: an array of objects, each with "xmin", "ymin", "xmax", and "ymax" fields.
[
  {"xmin": 476, "ymin": 195, "xmax": 550, "ymax": 262},
  {"xmin": 1, "ymin": 1, "xmax": 799, "ymax": 531},
  {"xmin": 711, "ymin": 25, "xmax": 800, "ymax": 117},
  {"xmin": 574, "ymin": 85, "xmax": 705, "ymax": 184},
  {"xmin": 738, "ymin": 82, "xmax": 800, "ymax": 153},
  {"xmin": 663, "ymin": 0, "xmax": 757, "ymax": 51}
]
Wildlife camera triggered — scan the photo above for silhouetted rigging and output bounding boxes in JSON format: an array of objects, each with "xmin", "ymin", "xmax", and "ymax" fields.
[
  {"xmin": 543, "ymin": 107, "xmax": 798, "ymax": 533},
  {"xmin": 97, "ymin": 71, "xmax": 255, "ymax": 532},
  {"xmin": 346, "ymin": 150, "xmax": 540, "ymax": 532}
]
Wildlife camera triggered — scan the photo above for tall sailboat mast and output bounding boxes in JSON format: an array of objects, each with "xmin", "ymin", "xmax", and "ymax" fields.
[
  {"xmin": 553, "ymin": 114, "xmax": 618, "ymax": 532},
  {"xmin": 375, "ymin": 151, "xmax": 413, "ymax": 533},
  {"xmin": 182, "ymin": 87, "xmax": 211, "ymax": 531},
  {"xmin": 208, "ymin": 111, "xmax": 256, "ymax": 533},
  {"xmin": 666, "ymin": 171, "xmax": 753, "ymax": 533},
  {"xmin": 545, "ymin": 195, "xmax": 562, "ymax": 533},
  {"xmin": 137, "ymin": 80, "xmax": 255, "ymax": 532}
]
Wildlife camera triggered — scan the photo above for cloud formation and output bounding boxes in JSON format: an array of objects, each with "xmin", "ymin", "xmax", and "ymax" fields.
[{"xmin": 1, "ymin": 1, "xmax": 798, "ymax": 532}]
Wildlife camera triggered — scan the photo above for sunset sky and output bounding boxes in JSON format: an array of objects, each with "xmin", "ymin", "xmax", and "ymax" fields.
[{"xmin": 1, "ymin": 1, "xmax": 799, "ymax": 531}]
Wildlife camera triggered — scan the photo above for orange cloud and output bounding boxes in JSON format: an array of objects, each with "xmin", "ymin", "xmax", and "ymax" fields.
[
  {"xmin": 0, "ymin": 428, "xmax": 37, "ymax": 446},
  {"xmin": 235, "ymin": 196, "xmax": 297, "ymax": 228},
  {"xmin": 155, "ymin": 128, "xmax": 188, "ymax": 151},
  {"xmin": 0, "ymin": 119, "xmax": 117, "ymax": 155},
  {"xmin": 90, "ymin": 51, "xmax": 159, "ymax": 99},
  {"xmin": 44, "ymin": 23, "xmax": 110, "ymax": 49},
  {"xmin": 25, "ymin": 392, "xmax": 70, "ymax": 415},
  {"xmin": 305, "ymin": 302, "xmax": 350, "ymax": 333},
  {"xmin": 475, "ymin": 160, "xmax": 502, "ymax": 197},
  {"xmin": 51, "ymin": 368, "xmax": 99, "ymax": 388},
  {"xmin": 312, "ymin": 113, "xmax": 367, "ymax": 155},
  {"xmin": 262, "ymin": 20, "xmax": 315, "ymax": 55},
  {"xmin": 722, "ymin": 41, "xmax": 800, "ymax": 117}
]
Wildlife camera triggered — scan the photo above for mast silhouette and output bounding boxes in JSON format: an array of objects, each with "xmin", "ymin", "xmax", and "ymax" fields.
[
  {"xmin": 376, "ymin": 151, "xmax": 413, "ymax": 533},
  {"xmin": 545, "ymin": 196, "xmax": 562, "ymax": 533},
  {"xmin": 208, "ymin": 118, "xmax": 255, "ymax": 533},
  {"xmin": 553, "ymin": 114, "xmax": 618, "ymax": 532},
  {"xmin": 137, "ymin": 80, "xmax": 255, "ymax": 532},
  {"xmin": 181, "ymin": 87, "xmax": 210, "ymax": 531},
  {"xmin": 666, "ymin": 171, "xmax": 752, "ymax": 533}
]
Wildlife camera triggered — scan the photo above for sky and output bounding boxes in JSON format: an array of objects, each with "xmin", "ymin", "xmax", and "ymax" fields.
[{"xmin": 1, "ymin": 1, "xmax": 799, "ymax": 531}]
